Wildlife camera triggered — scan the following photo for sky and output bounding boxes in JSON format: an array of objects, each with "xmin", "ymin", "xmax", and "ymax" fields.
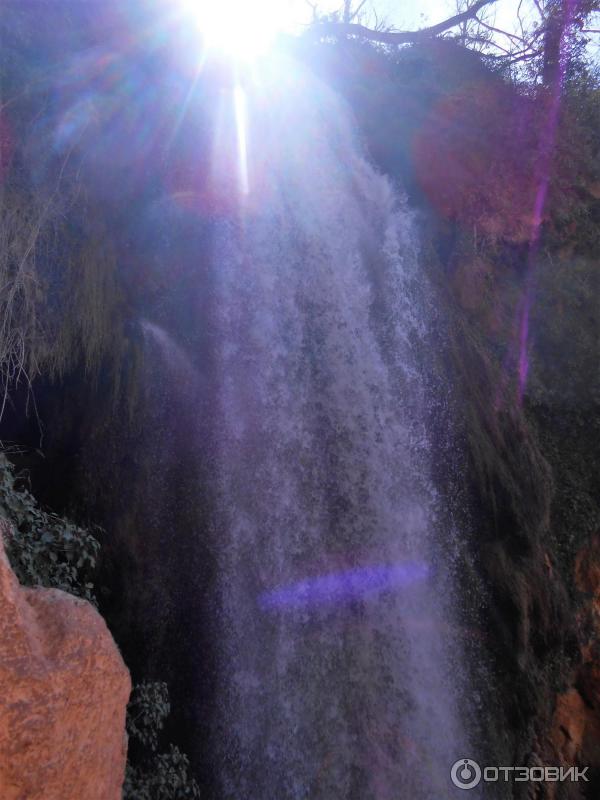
[
  {"xmin": 283, "ymin": 0, "xmax": 598, "ymax": 63},
  {"xmin": 186, "ymin": 0, "xmax": 598, "ymax": 64},
  {"xmin": 283, "ymin": 0, "xmax": 534, "ymax": 36}
]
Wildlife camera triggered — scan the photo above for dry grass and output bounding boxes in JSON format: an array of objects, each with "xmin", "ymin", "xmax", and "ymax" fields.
[{"xmin": 0, "ymin": 143, "xmax": 134, "ymax": 422}]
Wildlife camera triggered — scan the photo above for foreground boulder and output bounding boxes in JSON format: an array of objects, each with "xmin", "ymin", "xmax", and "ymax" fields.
[{"xmin": 0, "ymin": 520, "xmax": 131, "ymax": 800}]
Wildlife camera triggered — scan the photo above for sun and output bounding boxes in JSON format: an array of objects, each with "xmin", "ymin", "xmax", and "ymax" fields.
[{"xmin": 182, "ymin": 0, "xmax": 300, "ymax": 61}]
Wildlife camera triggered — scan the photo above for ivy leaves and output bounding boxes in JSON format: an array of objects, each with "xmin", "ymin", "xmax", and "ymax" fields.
[
  {"xmin": 0, "ymin": 452, "xmax": 100, "ymax": 602},
  {"xmin": 124, "ymin": 682, "xmax": 201, "ymax": 800}
]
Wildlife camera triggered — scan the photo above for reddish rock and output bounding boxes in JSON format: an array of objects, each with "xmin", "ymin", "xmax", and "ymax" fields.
[
  {"xmin": 549, "ymin": 689, "xmax": 587, "ymax": 763},
  {"xmin": 543, "ymin": 532, "xmax": 600, "ymax": 780},
  {"xmin": 575, "ymin": 532, "xmax": 600, "ymax": 601},
  {"xmin": 0, "ymin": 520, "xmax": 131, "ymax": 800}
]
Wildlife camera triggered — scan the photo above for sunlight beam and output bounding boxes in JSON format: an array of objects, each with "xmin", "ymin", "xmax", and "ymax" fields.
[{"xmin": 233, "ymin": 85, "xmax": 249, "ymax": 195}]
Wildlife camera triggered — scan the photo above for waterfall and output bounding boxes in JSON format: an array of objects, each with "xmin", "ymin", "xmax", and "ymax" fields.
[{"xmin": 207, "ymin": 59, "xmax": 473, "ymax": 800}]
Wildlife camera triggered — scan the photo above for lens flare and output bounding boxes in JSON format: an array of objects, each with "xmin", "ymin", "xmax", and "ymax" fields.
[
  {"xmin": 258, "ymin": 561, "xmax": 430, "ymax": 612},
  {"xmin": 183, "ymin": 0, "xmax": 291, "ymax": 60},
  {"xmin": 234, "ymin": 85, "xmax": 249, "ymax": 195}
]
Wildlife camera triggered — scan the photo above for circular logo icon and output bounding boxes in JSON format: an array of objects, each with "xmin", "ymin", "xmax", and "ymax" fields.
[{"xmin": 451, "ymin": 758, "xmax": 482, "ymax": 790}]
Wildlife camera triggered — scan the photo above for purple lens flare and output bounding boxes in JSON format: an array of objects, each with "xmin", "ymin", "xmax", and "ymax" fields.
[{"xmin": 258, "ymin": 560, "xmax": 430, "ymax": 611}]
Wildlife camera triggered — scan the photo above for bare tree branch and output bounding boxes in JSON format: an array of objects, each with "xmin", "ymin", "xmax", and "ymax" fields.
[
  {"xmin": 504, "ymin": 48, "xmax": 544, "ymax": 65},
  {"xmin": 465, "ymin": 34, "xmax": 514, "ymax": 55},
  {"xmin": 349, "ymin": 0, "xmax": 369, "ymax": 23},
  {"xmin": 474, "ymin": 18, "xmax": 530, "ymax": 46},
  {"xmin": 313, "ymin": 0, "xmax": 498, "ymax": 45},
  {"xmin": 517, "ymin": 0, "xmax": 526, "ymax": 39},
  {"xmin": 305, "ymin": 1, "xmax": 318, "ymax": 21},
  {"xmin": 532, "ymin": 0, "xmax": 544, "ymax": 19}
]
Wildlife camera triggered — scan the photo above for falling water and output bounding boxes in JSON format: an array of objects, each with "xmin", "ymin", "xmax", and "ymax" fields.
[{"xmin": 208, "ymin": 60, "xmax": 473, "ymax": 800}]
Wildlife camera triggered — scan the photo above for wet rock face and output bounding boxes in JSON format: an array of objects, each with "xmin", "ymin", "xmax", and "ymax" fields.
[{"xmin": 0, "ymin": 520, "xmax": 131, "ymax": 800}]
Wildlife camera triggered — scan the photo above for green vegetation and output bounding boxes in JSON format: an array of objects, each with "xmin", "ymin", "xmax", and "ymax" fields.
[
  {"xmin": 124, "ymin": 682, "xmax": 201, "ymax": 800},
  {"xmin": 0, "ymin": 466, "xmax": 202, "ymax": 796},
  {"xmin": 0, "ymin": 454, "xmax": 201, "ymax": 797},
  {"xmin": 0, "ymin": 452, "xmax": 99, "ymax": 601}
]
